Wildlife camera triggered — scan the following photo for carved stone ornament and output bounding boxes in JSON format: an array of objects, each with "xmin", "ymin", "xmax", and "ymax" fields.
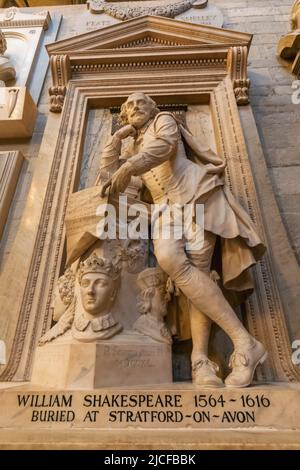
[
  {"xmin": 0, "ymin": 7, "xmax": 51, "ymax": 30},
  {"xmin": 134, "ymin": 267, "xmax": 172, "ymax": 344},
  {"xmin": 88, "ymin": 0, "xmax": 203, "ymax": 20},
  {"xmin": 46, "ymin": 15, "xmax": 252, "ymax": 112},
  {"xmin": 0, "ymin": 151, "xmax": 23, "ymax": 240},
  {"xmin": 49, "ymin": 55, "xmax": 71, "ymax": 113},
  {"xmin": 227, "ymin": 45, "xmax": 250, "ymax": 105},
  {"xmin": 0, "ymin": 29, "xmax": 16, "ymax": 87},
  {"xmin": 277, "ymin": 0, "xmax": 300, "ymax": 77}
]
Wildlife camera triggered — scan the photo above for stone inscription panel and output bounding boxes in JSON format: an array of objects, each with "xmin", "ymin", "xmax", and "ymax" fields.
[{"xmin": 1, "ymin": 388, "xmax": 299, "ymax": 430}]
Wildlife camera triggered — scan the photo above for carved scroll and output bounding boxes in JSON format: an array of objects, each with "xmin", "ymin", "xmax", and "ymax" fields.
[
  {"xmin": 227, "ymin": 46, "xmax": 250, "ymax": 106},
  {"xmin": 277, "ymin": 1, "xmax": 300, "ymax": 77},
  {"xmin": 49, "ymin": 55, "xmax": 71, "ymax": 113}
]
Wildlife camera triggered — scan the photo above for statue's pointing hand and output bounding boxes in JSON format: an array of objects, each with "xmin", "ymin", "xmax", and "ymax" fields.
[{"xmin": 100, "ymin": 161, "xmax": 133, "ymax": 197}]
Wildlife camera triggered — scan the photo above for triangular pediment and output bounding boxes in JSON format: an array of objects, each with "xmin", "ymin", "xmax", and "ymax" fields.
[{"xmin": 47, "ymin": 15, "xmax": 252, "ymax": 56}]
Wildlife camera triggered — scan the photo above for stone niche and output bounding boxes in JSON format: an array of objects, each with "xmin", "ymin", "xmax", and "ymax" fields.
[
  {"xmin": 1, "ymin": 14, "xmax": 300, "ymax": 449},
  {"xmin": 0, "ymin": 7, "xmax": 61, "ymax": 138}
]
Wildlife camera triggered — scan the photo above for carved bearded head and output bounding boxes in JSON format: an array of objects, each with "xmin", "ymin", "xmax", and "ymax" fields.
[{"xmin": 120, "ymin": 92, "xmax": 160, "ymax": 129}]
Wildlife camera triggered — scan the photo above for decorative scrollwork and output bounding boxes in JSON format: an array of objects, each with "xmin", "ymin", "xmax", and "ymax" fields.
[{"xmin": 88, "ymin": 0, "xmax": 199, "ymax": 21}]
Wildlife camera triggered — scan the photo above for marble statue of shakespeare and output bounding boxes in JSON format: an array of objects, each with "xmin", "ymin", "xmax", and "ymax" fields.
[{"xmin": 98, "ymin": 92, "xmax": 267, "ymax": 388}]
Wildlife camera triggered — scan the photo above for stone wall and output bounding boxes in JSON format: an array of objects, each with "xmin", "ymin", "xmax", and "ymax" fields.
[
  {"xmin": 0, "ymin": 0, "xmax": 299, "ymax": 264},
  {"xmin": 213, "ymin": 0, "xmax": 300, "ymax": 262}
]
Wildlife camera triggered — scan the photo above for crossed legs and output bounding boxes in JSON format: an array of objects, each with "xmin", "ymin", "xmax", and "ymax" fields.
[{"xmin": 153, "ymin": 230, "xmax": 266, "ymax": 387}]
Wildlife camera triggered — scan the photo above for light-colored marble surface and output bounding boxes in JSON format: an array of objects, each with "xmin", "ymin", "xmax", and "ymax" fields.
[
  {"xmin": 0, "ymin": 87, "xmax": 37, "ymax": 138},
  {"xmin": 0, "ymin": 383, "xmax": 300, "ymax": 449},
  {"xmin": 31, "ymin": 330, "xmax": 172, "ymax": 388},
  {"xmin": 0, "ymin": 151, "xmax": 23, "ymax": 239}
]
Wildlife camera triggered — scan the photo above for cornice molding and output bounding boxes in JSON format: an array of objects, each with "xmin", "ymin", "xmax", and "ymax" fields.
[
  {"xmin": 47, "ymin": 15, "xmax": 251, "ymax": 54},
  {"xmin": 46, "ymin": 15, "xmax": 252, "ymax": 112}
]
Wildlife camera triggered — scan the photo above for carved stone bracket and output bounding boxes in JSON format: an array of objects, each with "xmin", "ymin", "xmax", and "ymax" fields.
[
  {"xmin": 227, "ymin": 46, "xmax": 250, "ymax": 106},
  {"xmin": 49, "ymin": 55, "xmax": 71, "ymax": 113}
]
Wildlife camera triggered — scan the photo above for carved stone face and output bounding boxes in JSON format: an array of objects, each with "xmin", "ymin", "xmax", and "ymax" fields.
[
  {"xmin": 125, "ymin": 92, "xmax": 154, "ymax": 129},
  {"xmin": 80, "ymin": 272, "xmax": 116, "ymax": 316},
  {"xmin": 151, "ymin": 287, "xmax": 167, "ymax": 319}
]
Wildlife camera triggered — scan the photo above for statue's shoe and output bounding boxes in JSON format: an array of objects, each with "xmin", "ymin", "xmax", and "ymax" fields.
[
  {"xmin": 192, "ymin": 357, "xmax": 224, "ymax": 388},
  {"xmin": 225, "ymin": 338, "xmax": 267, "ymax": 388}
]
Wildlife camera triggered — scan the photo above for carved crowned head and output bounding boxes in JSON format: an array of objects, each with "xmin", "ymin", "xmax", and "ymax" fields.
[
  {"xmin": 0, "ymin": 30, "xmax": 7, "ymax": 56},
  {"xmin": 78, "ymin": 253, "xmax": 121, "ymax": 316},
  {"xmin": 120, "ymin": 92, "xmax": 160, "ymax": 129}
]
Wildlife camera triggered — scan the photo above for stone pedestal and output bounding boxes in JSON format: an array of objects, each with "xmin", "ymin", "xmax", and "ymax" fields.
[{"xmin": 31, "ymin": 330, "xmax": 172, "ymax": 389}]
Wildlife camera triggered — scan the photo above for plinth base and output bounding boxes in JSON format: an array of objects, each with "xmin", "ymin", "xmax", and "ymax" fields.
[
  {"xmin": 0, "ymin": 383, "xmax": 300, "ymax": 449},
  {"xmin": 31, "ymin": 330, "xmax": 172, "ymax": 388}
]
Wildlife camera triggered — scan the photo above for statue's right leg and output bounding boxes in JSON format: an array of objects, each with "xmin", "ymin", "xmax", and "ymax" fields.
[
  {"xmin": 153, "ymin": 236, "xmax": 267, "ymax": 387},
  {"xmin": 187, "ymin": 231, "xmax": 223, "ymax": 386}
]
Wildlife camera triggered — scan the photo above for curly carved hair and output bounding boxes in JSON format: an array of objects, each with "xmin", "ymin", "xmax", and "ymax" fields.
[{"xmin": 136, "ymin": 287, "xmax": 156, "ymax": 315}]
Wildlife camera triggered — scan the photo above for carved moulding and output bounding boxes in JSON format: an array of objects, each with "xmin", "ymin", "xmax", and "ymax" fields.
[
  {"xmin": 46, "ymin": 15, "xmax": 252, "ymax": 112},
  {"xmin": 0, "ymin": 8, "xmax": 51, "ymax": 88},
  {"xmin": 1, "ymin": 71, "xmax": 299, "ymax": 384},
  {"xmin": 227, "ymin": 45, "xmax": 250, "ymax": 106},
  {"xmin": 0, "ymin": 151, "xmax": 23, "ymax": 240},
  {"xmin": 49, "ymin": 55, "xmax": 71, "ymax": 113},
  {"xmin": 1, "ymin": 16, "xmax": 298, "ymax": 384},
  {"xmin": 88, "ymin": 0, "xmax": 200, "ymax": 20},
  {"xmin": 0, "ymin": 7, "xmax": 62, "ymax": 104}
]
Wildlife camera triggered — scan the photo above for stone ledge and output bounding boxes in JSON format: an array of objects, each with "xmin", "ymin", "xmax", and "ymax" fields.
[
  {"xmin": 0, "ymin": 428, "xmax": 300, "ymax": 450},
  {"xmin": 0, "ymin": 383, "xmax": 300, "ymax": 450}
]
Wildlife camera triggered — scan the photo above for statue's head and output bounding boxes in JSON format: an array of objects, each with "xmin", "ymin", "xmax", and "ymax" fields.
[
  {"xmin": 0, "ymin": 30, "xmax": 7, "ymax": 56},
  {"xmin": 137, "ymin": 267, "xmax": 168, "ymax": 318},
  {"xmin": 120, "ymin": 92, "xmax": 159, "ymax": 129},
  {"xmin": 78, "ymin": 253, "xmax": 121, "ymax": 316}
]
